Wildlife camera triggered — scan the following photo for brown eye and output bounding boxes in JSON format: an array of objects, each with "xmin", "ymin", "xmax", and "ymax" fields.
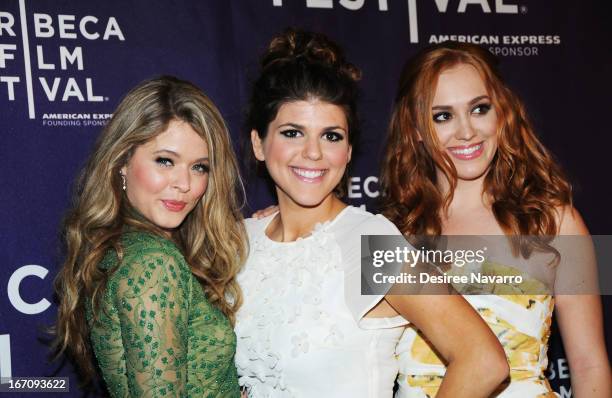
[
  {"xmin": 323, "ymin": 131, "xmax": 344, "ymax": 142},
  {"xmin": 472, "ymin": 104, "xmax": 491, "ymax": 115},
  {"xmin": 433, "ymin": 112, "xmax": 452, "ymax": 123},
  {"xmin": 280, "ymin": 129, "xmax": 302, "ymax": 138}
]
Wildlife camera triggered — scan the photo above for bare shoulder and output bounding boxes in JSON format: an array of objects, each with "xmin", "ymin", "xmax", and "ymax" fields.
[{"xmin": 556, "ymin": 205, "xmax": 589, "ymax": 235}]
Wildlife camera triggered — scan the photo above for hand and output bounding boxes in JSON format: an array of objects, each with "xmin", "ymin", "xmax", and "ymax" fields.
[{"xmin": 252, "ymin": 205, "xmax": 279, "ymax": 219}]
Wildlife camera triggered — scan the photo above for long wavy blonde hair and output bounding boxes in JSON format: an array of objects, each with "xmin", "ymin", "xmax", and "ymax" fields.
[
  {"xmin": 52, "ymin": 76, "xmax": 247, "ymax": 382},
  {"xmin": 381, "ymin": 42, "xmax": 571, "ymax": 255}
]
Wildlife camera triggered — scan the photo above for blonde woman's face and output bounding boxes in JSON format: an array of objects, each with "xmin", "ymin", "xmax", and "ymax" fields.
[
  {"xmin": 251, "ymin": 99, "xmax": 351, "ymax": 208},
  {"xmin": 431, "ymin": 64, "xmax": 498, "ymax": 181},
  {"xmin": 122, "ymin": 119, "xmax": 209, "ymax": 232}
]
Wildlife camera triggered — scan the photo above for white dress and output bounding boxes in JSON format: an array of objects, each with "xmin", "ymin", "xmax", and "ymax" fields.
[{"xmin": 235, "ymin": 206, "xmax": 407, "ymax": 397}]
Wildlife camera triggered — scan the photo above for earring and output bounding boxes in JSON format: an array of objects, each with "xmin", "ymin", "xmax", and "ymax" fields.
[{"xmin": 120, "ymin": 172, "xmax": 126, "ymax": 191}]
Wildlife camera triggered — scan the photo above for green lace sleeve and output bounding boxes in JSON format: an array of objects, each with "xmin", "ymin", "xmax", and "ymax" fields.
[
  {"xmin": 103, "ymin": 243, "xmax": 192, "ymax": 397},
  {"xmin": 89, "ymin": 233, "xmax": 240, "ymax": 398}
]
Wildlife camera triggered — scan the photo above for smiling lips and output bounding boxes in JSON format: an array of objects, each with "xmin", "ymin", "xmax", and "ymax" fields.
[
  {"xmin": 448, "ymin": 142, "xmax": 484, "ymax": 160},
  {"xmin": 162, "ymin": 200, "xmax": 187, "ymax": 212},
  {"xmin": 291, "ymin": 166, "xmax": 327, "ymax": 182}
]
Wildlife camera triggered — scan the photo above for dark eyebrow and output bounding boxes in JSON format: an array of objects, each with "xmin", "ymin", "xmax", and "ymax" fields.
[
  {"xmin": 153, "ymin": 149, "xmax": 208, "ymax": 163},
  {"xmin": 432, "ymin": 95, "xmax": 491, "ymax": 111},
  {"xmin": 323, "ymin": 125, "xmax": 347, "ymax": 133},
  {"xmin": 278, "ymin": 123, "xmax": 305, "ymax": 130},
  {"xmin": 278, "ymin": 123, "xmax": 347, "ymax": 133}
]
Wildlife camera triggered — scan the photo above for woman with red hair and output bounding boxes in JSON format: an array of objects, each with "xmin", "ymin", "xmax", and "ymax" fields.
[{"xmin": 382, "ymin": 42, "xmax": 611, "ymax": 397}]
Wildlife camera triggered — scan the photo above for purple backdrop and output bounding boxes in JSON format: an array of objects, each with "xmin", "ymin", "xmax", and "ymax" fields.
[{"xmin": 1, "ymin": 1, "xmax": 609, "ymax": 396}]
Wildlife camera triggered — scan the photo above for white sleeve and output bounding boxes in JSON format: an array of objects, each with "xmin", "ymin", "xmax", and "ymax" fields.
[{"xmin": 342, "ymin": 214, "xmax": 408, "ymax": 330}]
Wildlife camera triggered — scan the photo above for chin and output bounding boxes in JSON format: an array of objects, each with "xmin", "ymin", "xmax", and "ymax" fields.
[
  {"xmin": 293, "ymin": 198, "xmax": 328, "ymax": 208},
  {"xmin": 454, "ymin": 165, "xmax": 490, "ymax": 181},
  {"xmin": 283, "ymin": 189, "xmax": 333, "ymax": 209},
  {"xmin": 151, "ymin": 215, "xmax": 186, "ymax": 230}
]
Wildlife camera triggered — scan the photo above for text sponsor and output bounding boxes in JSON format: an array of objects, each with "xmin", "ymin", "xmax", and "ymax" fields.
[{"xmin": 41, "ymin": 112, "xmax": 112, "ymax": 126}]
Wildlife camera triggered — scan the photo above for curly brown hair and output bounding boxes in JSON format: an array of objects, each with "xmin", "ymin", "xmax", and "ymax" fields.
[{"xmin": 381, "ymin": 42, "xmax": 571, "ymax": 245}]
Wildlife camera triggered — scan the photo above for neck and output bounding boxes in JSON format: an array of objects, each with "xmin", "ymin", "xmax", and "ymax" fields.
[
  {"xmin": 269, "ymin": 192, "xmax": 346, "ymax": 242},
  {"xmin": 437, "ymin": 169, "xmax": 489, "ymax": 217}
]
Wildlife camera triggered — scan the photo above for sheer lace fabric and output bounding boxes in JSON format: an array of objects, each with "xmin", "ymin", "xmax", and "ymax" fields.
[{"xmin": 87, "ymin": 231, "xmax": 240, "ymax": 397}]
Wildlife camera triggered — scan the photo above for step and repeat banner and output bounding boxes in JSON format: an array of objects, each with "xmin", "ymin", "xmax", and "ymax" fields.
[{"xmin": 0, "ymin": 1, "xmax": 609, "ymax": 396}]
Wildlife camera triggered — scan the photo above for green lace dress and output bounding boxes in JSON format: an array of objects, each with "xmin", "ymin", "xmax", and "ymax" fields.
[{"xmin": 86, "ymin": 231, "xmax": 240, "ymax": 397}]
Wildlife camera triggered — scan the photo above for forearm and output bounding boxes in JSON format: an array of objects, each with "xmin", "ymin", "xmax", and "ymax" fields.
[
  {"xmin": 570, "ymin": 364, "xmax": 612, "ymax": 398},
  {"xmin": 436, "ymin": 353, "xmax": 507, "ymax": 398}
]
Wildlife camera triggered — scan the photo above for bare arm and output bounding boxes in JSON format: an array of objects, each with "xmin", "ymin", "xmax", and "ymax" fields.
[
  {"xmin": 556, "ymin": 207, "xmax": 611, "ymax": 398},
  {"xmin": 385, "ymin": 294, "xmax": 509, "ymax": 398}
]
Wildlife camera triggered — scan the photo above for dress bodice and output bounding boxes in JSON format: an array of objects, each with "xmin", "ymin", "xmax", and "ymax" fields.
[
  {"xmin": 86, "ymin": 231, "xmax": 240, "ymax": 397},
  {"xmin": 235, "ymin": 206, "xmax": 407, "ymax": 397},
  {"xmin": 396, "ymin": 262, "xmax": 557, "ymax": 398}
]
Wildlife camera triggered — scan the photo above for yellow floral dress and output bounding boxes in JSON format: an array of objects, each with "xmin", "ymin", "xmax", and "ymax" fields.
[{"xmin": 395, "ymin": 262, "xmax": 558, "ymax": 398}]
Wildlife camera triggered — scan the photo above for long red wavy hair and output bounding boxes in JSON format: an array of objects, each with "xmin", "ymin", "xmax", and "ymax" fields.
[{"xmin": 381, "ymin": 42, "xmax": 571, "ymax": 247}]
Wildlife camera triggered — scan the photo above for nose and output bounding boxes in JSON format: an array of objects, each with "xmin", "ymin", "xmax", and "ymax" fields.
[
  {"xmin": 455, "ymin": 114, "xmax": 477, "ymax": 141},
  {"xmin": 302, "ymin": 135, "xmax": 323, "ymax": 161},
  {"xmin": 172, "ymin": 166, "xmax": 191, "ymax": 193}
]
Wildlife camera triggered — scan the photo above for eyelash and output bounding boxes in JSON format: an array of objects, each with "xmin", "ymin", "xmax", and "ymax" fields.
[
  {"xmin": 280, "ymin": 129, "xmax": 302, "ymax": 138},
  {"xmin": 279, "ymin": 129, "xmax": 345, "ymax": 142},
  {"xmin": 433, "ymin": 112, "xmax": 452, "ymax": 123},
  {"xmin": 432, "ymin": 103, "xmax": 492, "ymax": 123},
  {"xmin": 155, "ymin": 157, "xmax": 209, "ymax": 174},
  {"xmin": 156, "ymin": 157, "xmax": 173, "ymax": 167},
  {"xmin": 473, "ymin": 103, "xmax": 491, "ymax": 115},
  {"xmin": 323, "ymin": 131, "xmax": 344, "ymax": 142},
  {"xmin": 193, "ymin": 163, "xmax": 209, "ymax": 174}
]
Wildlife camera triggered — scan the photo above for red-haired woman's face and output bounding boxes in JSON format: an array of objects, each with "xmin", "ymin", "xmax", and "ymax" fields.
[{"xmin": 431, "ymin": 63, "xmax": 498, "ymax": 181}]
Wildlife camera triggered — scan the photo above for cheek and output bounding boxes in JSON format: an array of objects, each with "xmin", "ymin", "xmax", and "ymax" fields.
[
  {"xmin": 190, "ymin": 174, "xmax": 209, "ymax": 199},
  {"xmin": 264, "ymin": 138, "xmax": 291, "ymax": 160},
  {"xmin": 325, "ymin": 145, "xmax": 351, "ymax": 167},
  {"xmin": 433, "ymin": 124, "xmax": 455, "ymax": 146},
  {"xmin": 478, "ymin": 110, "xmax": 498, "ymax": 137},
  {"xmin": 131, "ymin": 162, "xmax": 167, "ymax": 195}
]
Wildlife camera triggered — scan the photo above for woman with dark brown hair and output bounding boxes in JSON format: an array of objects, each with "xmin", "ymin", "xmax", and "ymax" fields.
[
  {"xmin": 237, "ymin": 29, "xmax": 509, "ymax": 397},
  {"xmin": 382, "ymin": 42, "xmax": 611, "ymax": 397}
]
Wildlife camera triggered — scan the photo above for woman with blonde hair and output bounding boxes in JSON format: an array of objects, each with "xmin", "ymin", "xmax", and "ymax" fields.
[
  {"xmin": 53, "ymin": 76, "xmax": 247, "ymax": 397},
  {"xmin": 382, "ymin": 42, "xmax": 611, "ymax": 397}
]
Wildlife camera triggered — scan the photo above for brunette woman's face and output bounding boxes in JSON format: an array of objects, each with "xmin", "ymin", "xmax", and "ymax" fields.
[
  {"xmin": 121, "ymin": 119, "xmax": 209, "ymax": 231},
  {"xmin": 251, "ymin": 99, "xmax": 352, "ymax": 208},
  {"xmin": 431, "ymin": 64, "xmax": 498, "ymax": 181}
]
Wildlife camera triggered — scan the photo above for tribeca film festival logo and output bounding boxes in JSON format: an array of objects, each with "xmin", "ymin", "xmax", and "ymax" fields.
[
  {"xmin": 272, "ymin": 0, "xmax": 561, "ymax": 57},
  {"xmin": 0, "ymin": 0, "xmax": 124, "ymax": 125}
]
